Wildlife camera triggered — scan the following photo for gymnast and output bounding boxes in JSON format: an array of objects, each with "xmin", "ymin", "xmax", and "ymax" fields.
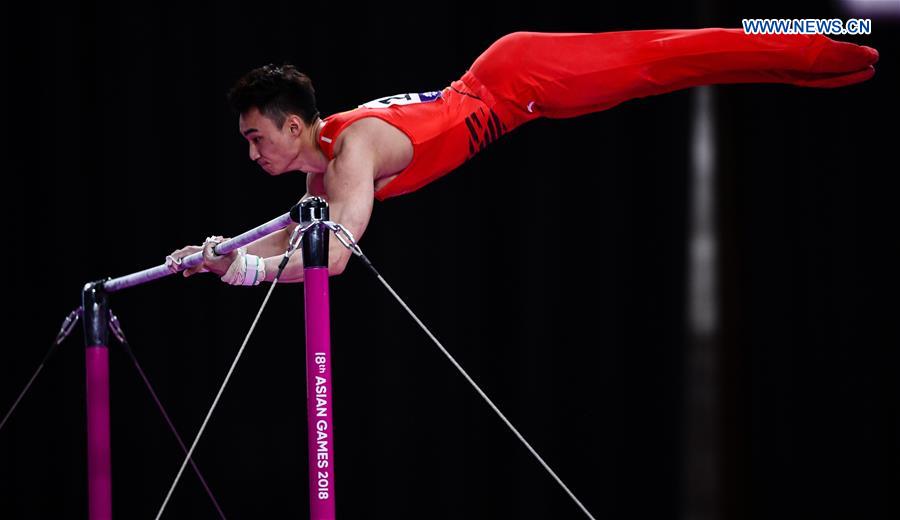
[{"xmin": 165, "ymin": 28, "xmax": 879, "ymax": 284}]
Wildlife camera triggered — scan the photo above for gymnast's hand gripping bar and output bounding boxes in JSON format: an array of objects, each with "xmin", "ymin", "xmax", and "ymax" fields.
[{"xmin": 103, "ymin": 211, "xmax": 296, "ymax": 293}]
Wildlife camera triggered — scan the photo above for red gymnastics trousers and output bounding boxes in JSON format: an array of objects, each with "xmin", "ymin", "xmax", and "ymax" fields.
[{"xmin": 316, "ymin": 28, "xmax": 880, "ymax": 200}]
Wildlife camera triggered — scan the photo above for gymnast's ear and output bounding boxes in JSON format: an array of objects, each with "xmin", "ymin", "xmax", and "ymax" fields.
[{"xmin": 286, "ymin": 114, "xmax": 304, "ymax": 136}]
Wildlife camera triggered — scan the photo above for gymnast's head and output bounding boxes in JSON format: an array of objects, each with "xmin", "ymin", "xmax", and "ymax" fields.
[{"xmin": 228, "ymin": 63, "xmax": 320, "ymax": 175}]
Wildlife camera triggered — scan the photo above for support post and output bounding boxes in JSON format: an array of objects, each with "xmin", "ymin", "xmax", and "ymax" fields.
[
  {"xmin": 298, "ymin": 198, "xmax": 337, "ymax": 520},
  {"xmin": 82, "ymin": 280, "xmax": 112, "ymax": 520}
]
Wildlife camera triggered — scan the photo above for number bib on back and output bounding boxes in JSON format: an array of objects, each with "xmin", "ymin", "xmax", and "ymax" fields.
[{"xmin": 359, "ymin": 91, "xmax": 443, "ymax": 109}]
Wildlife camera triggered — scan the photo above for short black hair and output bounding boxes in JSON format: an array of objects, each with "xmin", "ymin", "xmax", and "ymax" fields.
[{"xmin": 227, "ymin": 64, "xmax": 320, "ymax": 127}]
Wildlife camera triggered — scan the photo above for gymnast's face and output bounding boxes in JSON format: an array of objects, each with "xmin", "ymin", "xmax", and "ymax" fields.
[{"xmin": 238, "ymin": 106, "xmax": 302, "ymax": 176}]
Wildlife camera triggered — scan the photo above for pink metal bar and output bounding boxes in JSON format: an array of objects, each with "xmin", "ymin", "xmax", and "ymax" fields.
[
  {"xmin": 85, "ymin": 345, "xmax": 112, "ymax": 520},
  {"xmin": 83, "ymin": 281, "xmax": 113, "ymax": 520}
]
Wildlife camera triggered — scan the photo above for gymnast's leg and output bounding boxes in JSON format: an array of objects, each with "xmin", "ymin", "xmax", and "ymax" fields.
[{"xmin": 468, "ymin": 28, "xmax": 879, "ymax": 123}]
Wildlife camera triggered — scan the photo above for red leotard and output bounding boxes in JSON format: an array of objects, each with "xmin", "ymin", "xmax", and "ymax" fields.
[{"xmin": 315, "ymin": 28, "xmax": 879, "ymax": 202}]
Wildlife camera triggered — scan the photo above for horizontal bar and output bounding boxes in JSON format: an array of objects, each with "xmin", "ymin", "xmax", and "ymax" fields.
[{"xmin": 104, "ymin": 212, "xmax": 296, "ymax": 293}]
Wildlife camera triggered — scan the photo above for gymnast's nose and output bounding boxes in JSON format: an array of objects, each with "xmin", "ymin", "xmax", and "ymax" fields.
[{"xmin": 249, "ymin": 142, "xmax": 261, "ymax": 162}]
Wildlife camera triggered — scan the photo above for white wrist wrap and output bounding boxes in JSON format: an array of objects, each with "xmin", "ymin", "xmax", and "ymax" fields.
[{"xmin": 220, "ymin": 247, "xmax": 266, "ymax": 286}]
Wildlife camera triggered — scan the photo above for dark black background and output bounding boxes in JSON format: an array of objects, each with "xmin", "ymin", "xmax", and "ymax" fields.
[{"xmin": 1, "ymin": 0, "xmax": 897, "ymax": 519}]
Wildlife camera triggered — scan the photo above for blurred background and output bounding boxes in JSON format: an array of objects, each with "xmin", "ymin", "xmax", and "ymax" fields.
[{"xmin": 1, "ymin": 0, "xmax": 897, "ymax": 518}]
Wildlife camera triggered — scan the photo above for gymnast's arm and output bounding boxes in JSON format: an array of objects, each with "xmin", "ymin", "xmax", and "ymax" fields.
[{"xmin": 257, "ymin": 139, "xmax": 376, "ymax": 283}]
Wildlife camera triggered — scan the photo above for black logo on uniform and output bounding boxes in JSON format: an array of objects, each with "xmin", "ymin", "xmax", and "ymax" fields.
[{"xmin": 465, "ymin": 107, "xmax": 507, "ymax": 157}]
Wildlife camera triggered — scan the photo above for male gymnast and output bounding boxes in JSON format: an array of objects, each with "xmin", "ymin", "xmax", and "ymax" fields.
[{"xmin": 165, "ymin": 28, "xmax": 879, "ymax": 284}]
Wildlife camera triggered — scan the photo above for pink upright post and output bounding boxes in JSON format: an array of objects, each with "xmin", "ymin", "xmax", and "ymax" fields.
[
  {"xmin": 299, "ymin": 198, "xmax": 337, "ymax": 520},
  {"xmin": 82, "ymin": 281, "xmax": 113, "ymax": 520}
]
